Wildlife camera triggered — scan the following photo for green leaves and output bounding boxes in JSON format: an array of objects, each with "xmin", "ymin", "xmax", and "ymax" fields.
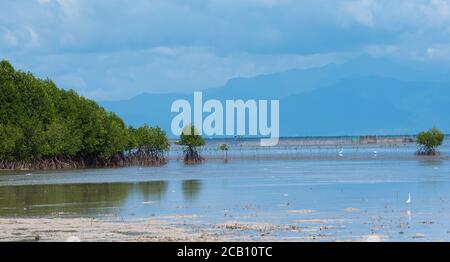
[
  {"xmin": 176, "ymin": 125, "xmax": 205, "ymax": 163},
  {"xmin": 0, "ymin": 60, "xmax": 14, "ymax": 74},
  {"xmin": 177, "ymin": 124, "xmax": 205, "ymax": 148},
  {"xmin": 219, "ymin": 143, "xmax": 229, "ymax": 151},
  {"xmin": 0, "ymin": 60, "xmax": 170, "ymax": 165},
  {"xmin": 417, "ymin": 128, "xmax": 444, "ymax": 155},
  {"xmin": 0, "ymin": 124, "xmax": 23, "ymax": 161},
  {"xmin": 131, "ymin": 125, "xmax": 170, "ymax": 156},
  {"xmin": 41, "ymin": 119, "xmax": 82, "ymax": 159}
]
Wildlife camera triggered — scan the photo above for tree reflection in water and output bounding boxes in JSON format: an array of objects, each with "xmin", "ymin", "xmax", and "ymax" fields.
[
  {"xmin": 181, "ymin": 180, "xmax": 202, "ymax": 201},
  {"xmin": 0, "ymin": 181, "xmax": 169, "ymax": 217}
]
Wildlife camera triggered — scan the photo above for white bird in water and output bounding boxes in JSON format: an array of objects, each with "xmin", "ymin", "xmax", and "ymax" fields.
[
  {"xmin": 373, "ymin": 150, "xmax": 377, "ymax": 156},
  {"xmin": 338, "ymin": 147, "xmax": 344, "ymax": 157},
  {"xmin": 406, "ymin": 193, "xmax": 411, "ymax": 204}
]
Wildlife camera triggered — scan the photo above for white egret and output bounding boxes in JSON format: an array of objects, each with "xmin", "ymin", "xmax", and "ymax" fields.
[
  {"xmin": 338, "ymin": 147, "xmax": 344, "ymax": 157},
  {"xmin": 406, "ymin": 193, "xmax": 411, "ymax": 204}
]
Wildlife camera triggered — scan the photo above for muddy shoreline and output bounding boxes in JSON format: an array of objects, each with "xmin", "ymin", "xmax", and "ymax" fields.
[
  {"xmin": 0, "ymin": 217, "xmax": 368, "ymax": 242},
  {"xmin": 0, "ymin": 214, "xmax": 441, "ymax": 242}
]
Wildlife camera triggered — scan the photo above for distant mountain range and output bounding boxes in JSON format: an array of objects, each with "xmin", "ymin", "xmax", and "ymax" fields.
[{"xmin": 100, "ymin": 55, "xmax": 450, "ymax": 137}]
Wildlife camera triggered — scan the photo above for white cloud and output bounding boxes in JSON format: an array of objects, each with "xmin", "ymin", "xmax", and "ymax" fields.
[
  {"xmin": 55, "ymin": 0, "xmax": 80, "ymax": 17},
  {"xmin": 3, "ymin": 0, "xmax": 450, "ymax": 99},
  {"xmin": 421, "ymin": 0, "xmax": 450, "ymax": 25},
  {"xmin": 27, "ymin": 27, "xmax": 38, "ymax": 45},
  {"xmin": 365, "ymin": 44, "xmax": 401, "ymax": 57},
  {"xmin": 2, "ymin": 31, "xmax": 18, "ymax": 47},
  {"xmin": 341, "ymin": 0, "xmax": 377, "ymax": 27},
  {"xmin": 8, "ymin": 47, "xmax": 349, "ymax": 100},
  {"xmin": 37, "ymin": 0, "xmax": 51, "ymax": 5},
  {"xmin": 426, "ymin": 44, "xmax": 450, "ymax": 59}
]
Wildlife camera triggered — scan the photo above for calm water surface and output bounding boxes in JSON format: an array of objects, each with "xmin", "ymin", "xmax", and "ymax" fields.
[{"xmin": 1, "ymin": 140, "xmax": 450, "ymax": 241}]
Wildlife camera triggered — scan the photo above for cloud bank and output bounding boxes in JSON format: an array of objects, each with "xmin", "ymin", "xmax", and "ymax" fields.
[{"xmin": 1, "ymin": 0, "xmax": 450, "ymax": 99}]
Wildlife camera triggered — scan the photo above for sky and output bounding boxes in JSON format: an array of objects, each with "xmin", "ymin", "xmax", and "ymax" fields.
[{"xmin": 1, "ymin": 0, "xmax": 450, "ymax": 100}]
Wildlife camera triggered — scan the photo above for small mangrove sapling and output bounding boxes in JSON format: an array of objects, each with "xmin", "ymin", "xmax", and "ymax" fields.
[
  {"xmin": 176, "ymin": 125, "xmax": 205, "ymax": 164},
  {"xmin": 219, "ymin": 143, "xmax": 229, "ymax": 162}
]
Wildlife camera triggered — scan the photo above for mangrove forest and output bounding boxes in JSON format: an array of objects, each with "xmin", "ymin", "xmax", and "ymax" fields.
[{"xmin": 0, "ymin": 60, "xmax": 169, "ymax": 170}]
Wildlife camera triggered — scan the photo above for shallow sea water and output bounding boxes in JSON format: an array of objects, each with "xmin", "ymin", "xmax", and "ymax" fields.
[{"xmin": 1, "ymin": 138, "xmax": 450, "ymax": 241}]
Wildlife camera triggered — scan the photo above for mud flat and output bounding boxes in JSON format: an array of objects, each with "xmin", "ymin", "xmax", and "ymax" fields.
[
  {"xmin": 0, "ymin": 214, "xmax": 444, "ymax": 242},
  {"xmin": 0, "ymin": 217, "xmax": 197, "ymax": 242},
  {"xmin": 0, "ymin": 217, "xmax": 370, "ymax": 242},
  {"xmin": 0, "ymin": 217, "xmax": 297, "ymax": 242}
]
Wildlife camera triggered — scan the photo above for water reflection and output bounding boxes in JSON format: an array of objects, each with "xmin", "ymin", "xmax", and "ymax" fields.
[
  {"xmin": 136, "ymin": 181, "xmax": 168, "ymax": 202},
  {"xmin": 416, "ymin": 157, "xmax": 444, "ymax": 168},
  {"xmin": 0, "ymin": 181, "xmax": 168, "ymax": 217},
  {"xmin": 0, "ymin": 155, "xmax": 449, "ymax": 225},
  {"xmin": 182, "ymin": 180, "xmax": 202, "ymax": 201}
]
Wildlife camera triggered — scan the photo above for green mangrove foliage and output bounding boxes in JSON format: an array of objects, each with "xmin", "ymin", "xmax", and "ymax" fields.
[
  {"xmin": 416, "ymin": 128, "xmax": 444, "ymax": 156},
  {"xmin": 176, "ymin": 125, "xmax": 205, "ymax": 164},
  {"xmin": 0, "ymin": 60, "xmax": 169, "ymax": 169},
  {"xmin": 219, "ymin": 143, "xmax": 229, "ymax": 162},
  {"xmin": 127, "ymin": 125, "xmax": 170, "ymax": 165}
]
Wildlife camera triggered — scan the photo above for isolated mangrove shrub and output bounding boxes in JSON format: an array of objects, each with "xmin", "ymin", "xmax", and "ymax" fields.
[
  {"xmin": 219, "ymin": 143, "xmax": 229, "ymax": 162},
  {"xmin": 416, "ymin": 128, "xmax": 444, "ymax": 156},
  {"xmin": 0, "ymin": 60, "xmax": 169, "ymax": 169},
  {"xmin": 176, "ymin": 125, "xmax": 205, "ymax": 164}
]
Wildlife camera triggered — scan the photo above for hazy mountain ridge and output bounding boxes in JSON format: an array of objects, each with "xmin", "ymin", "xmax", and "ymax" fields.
[{"xmin": 100, "ymin": 56, "xmax": 450, "ymax": 137}]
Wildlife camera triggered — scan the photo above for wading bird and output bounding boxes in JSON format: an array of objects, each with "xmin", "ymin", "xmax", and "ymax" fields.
[{"xmin": 338, "ymin": 147, "xmax": 344, "ymax": 157}]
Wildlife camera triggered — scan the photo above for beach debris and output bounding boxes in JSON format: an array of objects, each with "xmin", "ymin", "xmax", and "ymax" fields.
[
  {"xmin": 362, "ymin": 234, "xmax": 383, "ymax": 242},
  {"xmin": 283, "ymin": 193, "xmax": 289, "ymax": 197},
  {"xmin": 412, "ymin": 233, "xmax": 425, "ymax": 239},
  {"xmin": 66, "ymin": 236, "xmax": 81, "ymax": 242},
  {"xmin": 218, "ymin": 221, "xmax": 300, "ymax": 232},
  {"xmin": 343, "ymin": 207, "xmax": 359, "ymax": 212},
  {"xmin": 417, "ymin": 221, "xmax": 434, "ymax": 225},
  {"xmin": 288, "ymin": 209, "xmax": 316, "ymax": 214}
]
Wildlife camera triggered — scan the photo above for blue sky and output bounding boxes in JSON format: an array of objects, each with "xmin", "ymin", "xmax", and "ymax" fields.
[{"xmin": 1, "ymin": 0, "xmax": 450, "ymax": 100}]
